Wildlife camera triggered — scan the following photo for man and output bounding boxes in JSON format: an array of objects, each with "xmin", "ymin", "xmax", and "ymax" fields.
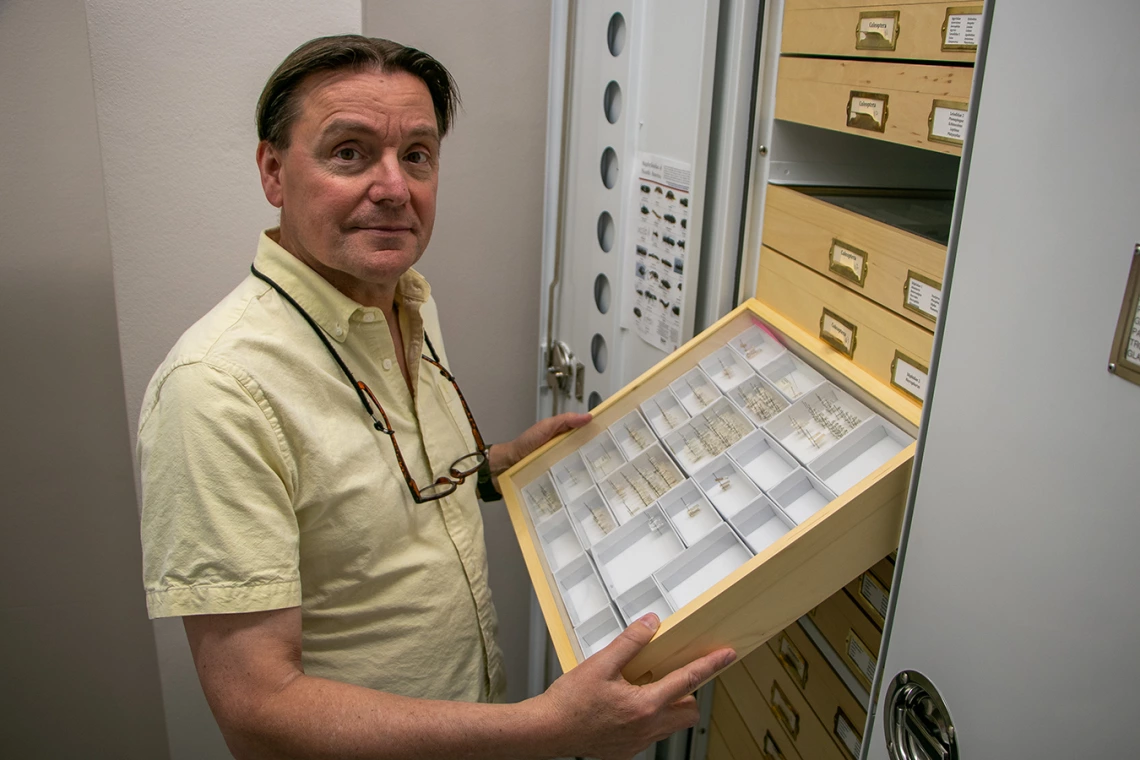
[{"xmin": 139, "ymin": 35, "xmax": 733, "ymax": 759}]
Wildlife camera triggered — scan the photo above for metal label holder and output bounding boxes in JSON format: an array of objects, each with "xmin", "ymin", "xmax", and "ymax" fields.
[{"xmin": 1108, "ymin": 244, "xmax": 1140, "ymax": 386}]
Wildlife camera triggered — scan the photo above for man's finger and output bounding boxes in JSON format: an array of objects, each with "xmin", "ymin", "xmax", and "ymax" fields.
[
  {"xmin": 645, "ymin": 648, "xmax": 736, "ymax": 703},
  {"xmin": 587, "ymin": 613, "xmax": 659, "ymax": 674},
  {"xmin": 545, "ymin": 412, "xmax": 592, "ymax": 435}
]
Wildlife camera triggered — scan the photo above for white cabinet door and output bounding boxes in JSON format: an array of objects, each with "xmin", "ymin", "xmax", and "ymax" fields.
[
  {"xmin": 536, "ymin": 0, "xmax": 749, "ymax": 419},
  {"xmin": 865, "ymin": 2, "xmax": 1140, "ymax": 757}
]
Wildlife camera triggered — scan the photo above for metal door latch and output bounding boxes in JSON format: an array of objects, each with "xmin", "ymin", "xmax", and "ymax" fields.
[
  {"xmin": 884, "ymin": 670, "xmax": 958, "ymax": 760},
  {"xmin": 546, "ymin": 340, "xmax": 584, "ymax": 401}
]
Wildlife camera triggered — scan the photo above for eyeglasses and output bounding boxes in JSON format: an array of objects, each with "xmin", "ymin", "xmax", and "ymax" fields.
[
  {"xmin": 251, "ymin": 265, "xmax": 488, "ymax": 503},
  {"xmin": 358, "ymin": 353, "xmax": 488, "ymax": 502}
]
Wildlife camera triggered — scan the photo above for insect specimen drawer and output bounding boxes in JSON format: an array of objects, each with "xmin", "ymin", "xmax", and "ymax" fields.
[
  {"xmin": 762, "ymin": 184, "xmax": 951, "ymax": 329},
  {"xmin": 775, "ymin": 56, "xmax": 973, "ymax": 156},
  {"xmin": 501, "ymin": 300, "xmax": 919, "ymax": 684},
  {"xmin": 781, "ymin": 1, "xmax": 981, "ymax": 64}
]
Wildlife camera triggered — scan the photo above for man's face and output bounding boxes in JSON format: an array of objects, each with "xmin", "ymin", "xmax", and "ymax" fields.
[{"xmin": 258, "ymin": 67, "xmax": 440, "ymax": 299}]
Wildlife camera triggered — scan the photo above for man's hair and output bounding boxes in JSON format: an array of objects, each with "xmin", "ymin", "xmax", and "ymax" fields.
[{"xmin": 256, "ymin": 35, "xmax": 460, "ymax": 148}]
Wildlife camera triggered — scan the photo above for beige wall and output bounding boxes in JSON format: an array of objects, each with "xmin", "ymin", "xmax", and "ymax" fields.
[
  {"xmin": 0, "ymin": 0, "xmax": 168, "ymax": 756},
  {"xmin": 363, "ymin": 0, "xmax": 553, "ymax": 703}
]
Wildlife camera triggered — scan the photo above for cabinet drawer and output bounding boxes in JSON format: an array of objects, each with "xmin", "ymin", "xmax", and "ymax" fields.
[
  {"xmin": 715, "ymin": 679, "xmax": 798, "ymax": 760},
  {"xmin": 502, "ymin": 300, "xmax": 918, "ymax": 685},
  {"xmin": 707, "ymin": 720, "xmax": 736, "ymax": 760},
  {"xmin": 722, "ymin": 659, "xmax": 832, "ymax": 760},
  {"xmin": 808, "ymin": 589, "xmax": 884, "ymax": 691},
  {"xmin": 769, "ymin": 622, "xmax": 869, "ymax": 759},
  {"xmin": 756, "ymin": 247, "xmax": 933, "ymax": 407},
  {"xmin": 762, "ymin": 184, "xmax": 949, "ymax": 328},
  {"xmin": 743, "ymin": 643, "xmax": 860, "ymax": 760},
  {"xmin": 844, "ymin": 553, "xmax": 895, "ymax": 628},
  {"xmin": 782, "ymin": 1, "xmax": 982, "ymax": 63},
  {"xmin": 775, "ymin": 56, "xmax": 973, "ymax": 155}
]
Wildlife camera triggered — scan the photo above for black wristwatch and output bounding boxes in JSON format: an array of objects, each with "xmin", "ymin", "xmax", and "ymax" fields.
[{"xmin": 476, "ymin": 447, "xmax": 502, "ymax": 502}]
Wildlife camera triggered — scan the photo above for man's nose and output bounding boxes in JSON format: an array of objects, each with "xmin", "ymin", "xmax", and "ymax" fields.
[{"xmin": 367, "ymin": 155, "xmax": 411, "ymax": 205}]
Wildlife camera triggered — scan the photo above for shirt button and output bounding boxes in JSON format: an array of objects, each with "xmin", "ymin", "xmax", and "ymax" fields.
[
  {"xmin": 362, "ymin": 313, "xmax": 376, "ymax": 323},
  {"xmin": 383, "ymin": 359, "xmax": 393, "ymax": 371},
  {"xmin": 334, "ymin": 325, "xmax": 344, "ymax": 337}
]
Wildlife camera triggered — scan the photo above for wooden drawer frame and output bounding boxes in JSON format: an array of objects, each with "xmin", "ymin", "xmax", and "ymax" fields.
[
  {"xmin": 742, "ymin": 644, "xmax": 854, "ymax": 759},
  {"xmin": 808, "ymin": 589, "xmax": 885, "ymax": 691},
  {"xmin": 782, "ymin": 1, "xmax": 981, "ymax": 64},
  {"xmin": 770, "ymin": 622, "xmax": 869, "ymax": 759},
  {"xmin": 762, "ymin": 184, "xmax": 947, "ymax": 329},
  {"xmin": 757, "ymin": 248, "xmax": 933, "ymax": 406},
  {"xmin": 502, "ymin": 299, "xmax": 918, "ymax": 685},
  {"xmin": 775, "ymin": 56, "xmax": 973, "ymax": 156},
  {"xmin": 716, "ymin": 675, "xmax": 805, "ymax": 760}
]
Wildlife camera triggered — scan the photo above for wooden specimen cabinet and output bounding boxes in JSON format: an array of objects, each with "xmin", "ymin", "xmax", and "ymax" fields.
[{"xmin": 501, "ymin": 300, "xmax": 921, "ymax": 684}]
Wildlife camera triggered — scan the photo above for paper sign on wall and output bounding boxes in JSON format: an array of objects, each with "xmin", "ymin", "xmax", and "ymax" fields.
[{"xmin": 625, "ymin": 153, "xmax": 693, "ymax": 354}]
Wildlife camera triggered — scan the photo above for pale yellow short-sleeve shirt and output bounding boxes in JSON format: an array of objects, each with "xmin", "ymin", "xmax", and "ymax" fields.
[{"xmin": 138, "ymin": 230, "xmax": 505, "ymax": 702}]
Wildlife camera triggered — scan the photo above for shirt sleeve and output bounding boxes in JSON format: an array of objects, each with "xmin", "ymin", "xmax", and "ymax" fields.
[{"xmin": 138, "ymin": 360, "xmax": 300, "ymax": 618}]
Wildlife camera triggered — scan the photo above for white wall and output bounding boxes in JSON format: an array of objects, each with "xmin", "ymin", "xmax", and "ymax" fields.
[
  {"xmin": 84, "ymin": 3, "xmax": 362, "ymax": 757},
  {"xmin": 0, "ymin": 0, "xmax": 168, "ymax": 756},
  {"xmin": 362, "ymin": 0, "xmax": 553, "ymax": 703}
]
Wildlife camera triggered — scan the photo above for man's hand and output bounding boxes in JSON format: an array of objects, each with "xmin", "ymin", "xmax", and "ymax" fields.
[
  {"xmin": 488, "ymin": 412, "xmax": 592, "ymax": 477},
  {"xmin": 532, "ymin": 613, "xmax": 736, "ymax": 760}
]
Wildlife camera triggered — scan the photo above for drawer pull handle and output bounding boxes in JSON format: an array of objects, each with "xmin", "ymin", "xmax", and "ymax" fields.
[
  {"xmin": 769, "ymin": 681, "xmax": 800, "ymax": 738},
  {"xmin": 820, "ymin": 308, "xmax": 858, "ymax": 358},
  {"xmin": 829, "ymin": 239, "xmax": 869, "ymax": 287},
  {"xmin": 846, "ymin": 90, "xmax": 889, "ymax": 133},
  {"xmin": 855, "ymin": 10, "xmax": 901, "ymax": 51},
  {"xmin": 762, "ymin": 730, "xmax": 787, "ymax": 760},
  {"xmin": 775, "ymin": 632, "xmax": 809, "ymax": 688}
]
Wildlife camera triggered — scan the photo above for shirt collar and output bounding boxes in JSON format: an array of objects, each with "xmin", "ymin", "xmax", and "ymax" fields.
[{"xmin": 252, "ymin": 229, "xmax": 432, "ymax": 343}]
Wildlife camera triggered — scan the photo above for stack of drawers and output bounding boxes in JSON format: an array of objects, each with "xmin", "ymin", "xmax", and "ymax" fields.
[
  {"xmin": 709, "ymin": 2, "xmax": 982, "ymax": 756},
  {"xmin": 759, "ymin": 0, "xmax": 981, "ymax": 408},
  {"xmin": 710, "ymin": 555, "xmax": 895, "ymax": 760}
]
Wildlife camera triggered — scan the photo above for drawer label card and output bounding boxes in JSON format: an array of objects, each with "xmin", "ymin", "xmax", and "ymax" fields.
[
  {"xmin": 820, "ymin": 308, "xmax": 858, "ymax": 358},
  {"xmin": 847, "ymin": 91, "xmax": 889, "ymax": 133},
  {"xmin": 834, "ymin": 708, "xmax": 863, "ymax": 760},
  {"xmin": 928, "ymin": 99, "xmax": 969, "ymax": 147},
  {"xmin": 775, "ymin": 632, "xmax": 809, "ymax": 688},
  {"xmin": 769, "ymin": 681, "xmax": 800, "ymax": 738},
  {"xmin": 829, "ymin": 239, "xmax": 869, "ymax": 287},
  {"xmin": 846, "ymin": 630, "xmax": 877, "ymax": 686},
  {"xmin": 860, "ymin": 571, "xmax": 890, "ymax": 620},
  {"xmin": 891, "ymin": 350, "xmax": 929, "ymax": 403},
  {"xmin": 1108, "ymin": 243, "xmax": 1140, "ymax": 387},
  {"xmin": 762, "ymin": 730, "xmax": 787, "ymax": 760},
  {"xmin": 943, "ymin": 6, "xmax": 983, "ymax": 51},
  {"xmin": 904, "ymin": 270, "xmax": 943, "ymax": 321},
  {"xmin": 856, "ymin": 11, "xmax": 901, "ymax": 51}
]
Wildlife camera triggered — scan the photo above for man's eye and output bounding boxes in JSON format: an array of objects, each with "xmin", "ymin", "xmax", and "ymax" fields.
[
  {"xmin": 406, "ymin": 150, "xmax": 429, "ymax": 164},
  {"xmin": 335, "ymin": 147, "xmax": 361, "ymax": 161}
]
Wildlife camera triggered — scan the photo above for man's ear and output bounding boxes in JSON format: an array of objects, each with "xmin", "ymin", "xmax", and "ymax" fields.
[{"xmin": 256, "ymin": 140, "xmax": 285, "ymax": 208}]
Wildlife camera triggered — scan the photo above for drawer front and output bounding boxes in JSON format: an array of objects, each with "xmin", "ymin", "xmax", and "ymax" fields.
[
  {"xmin": 844, "ymin": 554, "xmax": 895, "ymax": 628},
  {"xmin": 744, "ymin": 642, "xmax": 865, "ymax": 760},
  {"xmin": 714, "ymin": 679, "xmax": 788, "ymax": 760},
  {"xmin": 808, "ymin": 589, "xmax": 884, "ymax": 691},
  {"xmin": 783, "ymin": 1, "xmax": 982, "ymax": 63},
  {"xmin": 775, "ymin": 56, "xmax": 973, "ymax": 155},
  {"xmin": 724, "ymin": 657, "xmax": 842, "ymax": 760},
  {"xmin": 707, "ymin": 721, "xmax": 735, "ymax": 760},
  {"xmin": 756, "ymin": 247, "xmax": 933, "ymax": 405},
  {"xmin": 762, "ymin": 184, "xmax": 947, "ymax": 328},
  {"xmin": 502, "ymin": 300, "xmax": 918, "ymax": 685},
  {"xmin": 770, "ymin": 622, "xmax": 869, "ymax": 759}
]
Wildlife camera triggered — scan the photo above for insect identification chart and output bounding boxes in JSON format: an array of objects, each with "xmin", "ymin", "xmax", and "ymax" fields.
[{"xmin": 625, "ymin": 152, "xmax": 693, "ymax": 353}]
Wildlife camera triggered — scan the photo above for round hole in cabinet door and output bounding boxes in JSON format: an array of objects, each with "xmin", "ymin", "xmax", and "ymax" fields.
[
  {"xmin": 597, "ymin": 211, "xmax": 615, "ymax": 252},
  {"xmin": 594, "ymin": 273, "xmax": 611, "ymax": 314},
  {"xmin": 600, "ymin": 146, "xmax": 619, "ymax": 189},
  {"xmin": 588, "ymin": 391, "xmax": 603, "ymax": 410},
  {"xmin": 603, "ymin": 80, "xmax": 622, "ymax": 124},
  {"xmin": 607, "ymin": 13, "xmax": 626, "ymax": 56},
  {"xmin": 591, "ymin": 333, "xmax": 608, "ymax": 373}
]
